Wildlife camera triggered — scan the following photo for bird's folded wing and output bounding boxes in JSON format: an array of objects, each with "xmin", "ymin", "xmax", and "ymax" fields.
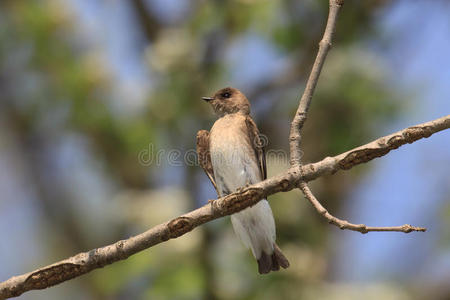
[
  {"xmin": 245, "ymin": 116, "xmax": 267, "ymax": 180},
  {"xmin": 196, "ymin": 129, "xmax": 219, "ymax": 194}
]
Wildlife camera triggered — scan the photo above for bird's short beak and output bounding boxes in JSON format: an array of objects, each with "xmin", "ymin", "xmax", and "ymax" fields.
[{"xmin": 202, "ymin": 96, "xmax": 214, "ymax": 102}]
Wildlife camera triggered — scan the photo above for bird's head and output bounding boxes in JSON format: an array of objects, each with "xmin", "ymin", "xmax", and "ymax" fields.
[{"xmin": 202, "ymin": 87, "xmax": 250, "ymax": 116}]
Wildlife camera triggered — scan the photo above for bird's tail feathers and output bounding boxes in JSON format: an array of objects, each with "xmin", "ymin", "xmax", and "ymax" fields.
[{"xmin": 257, "ymin": 243, "xmax": 290, "ymax": 274}]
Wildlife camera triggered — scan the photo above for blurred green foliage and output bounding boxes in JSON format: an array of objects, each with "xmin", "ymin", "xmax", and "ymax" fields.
[{"xmin": 0, "ymin": 0, "xmax": 413, "ymax": 299}]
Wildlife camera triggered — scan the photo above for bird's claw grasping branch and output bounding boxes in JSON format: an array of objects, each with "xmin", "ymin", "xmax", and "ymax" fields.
[
  {"xmin": 0, "ymin": 0, "xmax": 447, "ymax": 297},
  {"xmin": 1, "ymin": 115, "xmax": 447, "ymax": 299}
]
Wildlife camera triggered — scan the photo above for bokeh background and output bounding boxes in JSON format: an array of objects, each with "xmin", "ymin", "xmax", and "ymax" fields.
[{"xmin": 1, "ymin": 0, "xmax": 449, "ymax": 299}]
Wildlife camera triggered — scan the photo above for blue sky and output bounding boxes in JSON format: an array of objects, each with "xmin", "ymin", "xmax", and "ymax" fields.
[
  {"xmin": 335, "ymin": 1, "xmax": 450, "ymax": 282},
  {"xmin": 1, "ymin": 0, "xmax": 449, "ymax": 291},
  {"xmin": 63, "ymin": 0, "xmax": 450, "ymax": 283}
]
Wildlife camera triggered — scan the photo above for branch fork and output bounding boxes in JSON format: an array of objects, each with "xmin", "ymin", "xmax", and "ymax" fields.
[
  {"xmin": 288, "ymin": 0, "xmax": 425, "ymax": 235},
  {"xmin": 1, "ymin": 0, "xmax": 448, "ymax": 298}
]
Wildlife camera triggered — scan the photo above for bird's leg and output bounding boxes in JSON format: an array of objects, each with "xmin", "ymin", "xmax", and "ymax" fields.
[{"xmin": 237, "ymin": 180, "xmax": 251, "ymax": 193}]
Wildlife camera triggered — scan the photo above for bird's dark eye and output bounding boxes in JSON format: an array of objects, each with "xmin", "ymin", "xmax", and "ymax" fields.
[{"xmin": 221, "ymin": 92, "xmax": 231, "ymax": 98}]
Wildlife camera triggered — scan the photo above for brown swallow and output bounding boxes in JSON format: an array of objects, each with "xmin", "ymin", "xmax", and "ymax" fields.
[{"xmin": 197, "ymin": 87, "xmax": 289, "ymax": 274}]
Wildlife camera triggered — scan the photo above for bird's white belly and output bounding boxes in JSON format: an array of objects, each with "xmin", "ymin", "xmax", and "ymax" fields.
[
  {"xmin": 210, "ymin": 141, "xmax": 259, "ymax": 195},
  {"xmin": 210, "ymin": 129, "xmax": 275, "ymax": 259}
]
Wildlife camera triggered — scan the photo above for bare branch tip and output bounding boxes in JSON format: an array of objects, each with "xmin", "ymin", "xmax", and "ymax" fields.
[{"xmin": 406, "ymin": 225, "xmax": 427, "ymax": 233}]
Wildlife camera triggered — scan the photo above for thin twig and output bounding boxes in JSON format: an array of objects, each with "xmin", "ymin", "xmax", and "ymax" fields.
[
  {"xmin": 299, "ymin": 182, "xmax": 426, "ymax": 233},
  {"xmin": 0, "ymin": 0, "xmax": 446, "ymax": 296},
  {"xmin": 0, "ymin": 115, "xmax": 448, "ymax": 299},
  {"xmin": 286, "ymin": 0, "xmax": 424, "ymax": 236},
  {"xmin": 289, "ymin": 0, "xmax": 343, "ymax": 167}
]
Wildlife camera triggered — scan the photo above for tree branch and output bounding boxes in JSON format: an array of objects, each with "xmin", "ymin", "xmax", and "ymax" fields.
[
  {"xmin": 284, "ymin": 0, "xmax": 425, "ymax": 237},
  {"xmin": 299, "ymin": 181, "xmax": 426, "ymax": 233},
  {"xmin": 302, "ymin": 115, "xmax": 450, "ymax": 181},
  {"xmin": 0, "ymin": 0, "xmax": 446, "ymax": 297},
  {"xmin": 1, "ymin": 114, "xmax": 448, "ymax": 299},
  {"xmin": 289, "ymin": 0, "xmax": 343, "ymax": 167},
  {"xmin": 285, "ymin": 0, "xmax": 408, "ymax": 237}
]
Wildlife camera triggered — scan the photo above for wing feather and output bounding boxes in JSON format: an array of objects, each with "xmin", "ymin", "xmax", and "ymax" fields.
[
  {"xmin": 245, "ymin": 116, "xmax": 267, "ymax": 180},
  {"xmin": 196, "ymin": 130, "xmax": 219, "ymax": 194}
]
